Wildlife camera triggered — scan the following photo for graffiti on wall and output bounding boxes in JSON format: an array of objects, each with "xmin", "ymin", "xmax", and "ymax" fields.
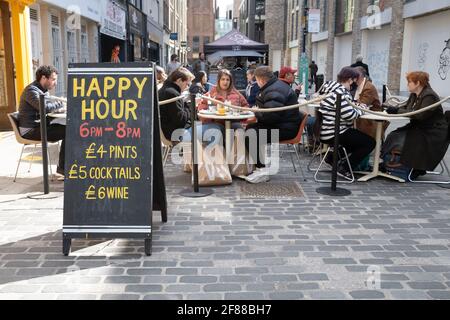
[
  {"xmin": 438, "ymin": 39, "xmax": 450, "ymax": 80},
  {"xmin": 367, "ymin": 46, "xmax": 389, "ymax": 89},
  {"xmin": 417, "ymin": 43, "xmax": 429, "ymax": 71}
]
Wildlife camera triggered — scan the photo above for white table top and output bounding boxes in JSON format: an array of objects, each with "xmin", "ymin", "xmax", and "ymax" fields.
[
  {"xmin": 198, "ymin": 110, "xmax": 255, "ymax": 121},
  {"xmin": 360, "ymin": 112, "xmax": 409, "ymax": 121}
]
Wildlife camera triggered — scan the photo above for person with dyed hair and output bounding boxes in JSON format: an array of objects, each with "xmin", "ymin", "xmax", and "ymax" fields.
[{"xmin": 382, "ymin": 71, "xmax": 448, "ymax": 179}]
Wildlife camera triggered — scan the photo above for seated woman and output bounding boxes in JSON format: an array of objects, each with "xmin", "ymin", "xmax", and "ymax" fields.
[
  {"xmin": 382, "ymin": 71, "xmax": 448, "ymax": 178},
  {"xmin": 189, "ymin": 71, "xmax": 208, "ymax": 96},
  {"xmin": 198, "ymin": 69, "xmax": 249, "ymax": 112},
  {"xmin": 198, "ymin": 69, "xmax": 250, "ymax": 131},
  {"xmin": 318, "ymin": 67, "xmax": 375, "ymax": 178}
]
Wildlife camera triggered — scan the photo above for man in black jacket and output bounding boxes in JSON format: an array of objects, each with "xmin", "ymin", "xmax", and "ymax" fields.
[
  {"xmin": 351, "ymin": 55, "xmax": 370, "ymax": 78},
  {"xmin": 158, "ymin": 67, "xmax": 194, "ymax": 141},
  {"xmin": 246, "ymin": 66, "xmax": 303, "ymax": 172},
  {"xmin": 18, "ymin": 65, "xmax": 66, "ymax": 175}
]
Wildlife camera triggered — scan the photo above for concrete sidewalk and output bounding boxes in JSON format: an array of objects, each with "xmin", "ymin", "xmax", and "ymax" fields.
[{"xmin": 0, "ymin": 131, "xmax": 449, "ymax": 300}]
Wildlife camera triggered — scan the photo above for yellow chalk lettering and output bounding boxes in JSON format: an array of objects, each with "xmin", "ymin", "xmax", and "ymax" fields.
[
  {"xmin": 118, "ymin": 77, "xmax": 131, "ymax": 98},
  {"xmin": 134, "ymin": 167, "xmax": 141, "ymax": 179},
  {"xmin": 111, "ymin": 100, "xmax": 125, "ymax": 120},
  {"xmin": 103, "ymin": 76, "xmax": 116, "ymax": 98},
  {"xmin": 86, "ymin": 78, "xmax": 102, "ymax": 97},
  {"xmin": 96, "ymin": 99, "xmax": 109, "ymax": 120},
  {"xmin": 81, "ymin": 100, "xmax": 95, "ymax": 120},
  {"xmin": 126, "ymin": 100, "xmax": 138, "ymax": 120},
  {"xmin": 73, "ymin": 78, "xmax": 85, "ymax": 97},
  {"xmin": 134, "ymin": 77, "xmax": 148, "ymax": 99}
]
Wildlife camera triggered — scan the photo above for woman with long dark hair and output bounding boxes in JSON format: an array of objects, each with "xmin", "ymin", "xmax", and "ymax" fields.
[
  {"xmin": 189, "ymin": 71, "xmax": 208, "ymax": 96},
  {"xmin": 198, "ymin": 69, "xmax": 249, "ymax": 110}
]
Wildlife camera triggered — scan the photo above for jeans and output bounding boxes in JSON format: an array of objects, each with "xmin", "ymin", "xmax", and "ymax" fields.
[{"xmin": 22, "ymin": 124, "xmax": 66, "ymax": 170}]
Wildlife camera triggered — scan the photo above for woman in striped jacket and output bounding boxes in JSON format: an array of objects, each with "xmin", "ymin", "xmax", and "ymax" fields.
[{"xmin": 317, "ymin": 67, "xmax": 375, "ymax": 177}]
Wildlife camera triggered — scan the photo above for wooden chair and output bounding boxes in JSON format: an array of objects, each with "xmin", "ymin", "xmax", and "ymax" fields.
[
  {"xmin": 278, "ymin": 114, "xmax": 309, "ymax": 181},
  {"xmin": 7, "ymin": 112, "xmax": 53, "ymax": 182}
]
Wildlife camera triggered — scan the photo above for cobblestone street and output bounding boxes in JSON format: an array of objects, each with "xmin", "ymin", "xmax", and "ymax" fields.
[{"xmin": 1, "ymin": 132, "xmax": 449, "ymax": 300}]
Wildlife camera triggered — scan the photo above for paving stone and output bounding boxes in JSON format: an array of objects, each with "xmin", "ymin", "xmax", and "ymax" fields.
[
  {"xmin": 203, "ymin": 284, "xmax": 242, "ymax": 292},
  {"xmin": 143, "ymin": 294, "xmax": 184, "ymax": 300},
  {"xmin": 349, "ymin": 290, "xmax": 385, "ymax": 299},
  {"xmin": 390, "ymin": 290, "xmax": 430, "ymax": 300},
  {"xmin": 165, "ymin": 285, "xmax": 201, "ymax": 293},
  {"xmin": 298, "ymin": 274, "xmax": 329, "ymax": 281},
  {"xmin": 100, "ymin": 294, "xmax": 140, "ymax": 300},
  {"xmin": 427, "ymin": 291, "xmax": 450, "ymax": 300},
  {"xmin": 261, "ymin": 274, "xmax": 298, "ymax": 282},
  {"xmin": 309, "ymin": 291, "xmax": 348, "ymax": 300},
  {"xmin": 407, "ymin": 282, "xmax": 447, "ymax": 290},
  {"xmin": 225, "ymin": 292, "xmax": 265, "ymax": 300},
  {"xmin": 323, "ymin": 258, "xmax": 357, "ymax": 265},
  {"xmin": 179, "ymin": 276, "xmax": 217, "ymax": 284},
  {"xmin": 268, "ymin": 292, "xmax": 304, "ymax": 300}
]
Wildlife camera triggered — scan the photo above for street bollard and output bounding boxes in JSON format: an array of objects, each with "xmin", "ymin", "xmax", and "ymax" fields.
[{"xmin": 317, "ymin": 93, "xmax": 351, "ymax": 197}]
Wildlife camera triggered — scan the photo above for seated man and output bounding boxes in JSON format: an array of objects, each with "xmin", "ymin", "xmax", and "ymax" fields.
[
  {"xmin": 245, "ymin": 66, "xmax": 303, "ymax": 183},
  {"xmin": 18, "ymin": 65, "xmax": 66, "ymax": 176}
]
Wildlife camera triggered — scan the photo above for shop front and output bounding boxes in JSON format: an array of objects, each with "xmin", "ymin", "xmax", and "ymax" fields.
[
  {"xmin": 128, "ymin": 3, "xmax": 147, "ymax": 62},
  {"xmin": 147, "ymin": 17, "xmax": 163, "ymax": 66},
  {"xmin": 99, "ymin": 0, "xmax": 127, "ymax": 63},
  {"xmin": 0, "ymin": 0, "xmax": 34, "ymax": 130}
]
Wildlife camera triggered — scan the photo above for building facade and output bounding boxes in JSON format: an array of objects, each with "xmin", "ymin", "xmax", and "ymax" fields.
[
  {"xmin": 186, "ymin": 0, "xmax": 215, "ymax": 63},
  {"xmin": 235, "ymin": 0, "xmax": 286, "ymax": 71},
  {"xmin": 308, "ymin": 0, "xmax": 450, "ymax": 97},
  {"xmin": 162, "ymin": 0, "xmax": 188, "ymax": 66},
  {"xmin": 144, "ymin": 0, "xmax": 164, "ymax": 66},
  {"xmin": 29, "ymin": 0, "xmax": 101, "ymax": 98},
  {"xmin": 238, "ymin": 0, "xmax": 265, "ymax": 43},
  {"xmin": 0, "ymin": 0, "xmax": 35, "ymax": 129}
]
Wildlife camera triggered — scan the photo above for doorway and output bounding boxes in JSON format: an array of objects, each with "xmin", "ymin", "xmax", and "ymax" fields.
[{"xmin": 0, "ymin": 1, "xmax": 16, "ymax": 130}]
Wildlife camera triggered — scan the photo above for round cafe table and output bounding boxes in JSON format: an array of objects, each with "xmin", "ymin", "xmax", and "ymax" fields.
[
  {"xmin": 357, "ymin": 112, "xmax": 409, "ymax": 183},
  {"xmin": 197, "ymin": 110, "xmax": 255, "ymax": 163}
]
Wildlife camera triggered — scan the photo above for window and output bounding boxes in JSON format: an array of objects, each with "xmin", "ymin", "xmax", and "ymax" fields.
[
  {"xmin": 80, "ymin": 25, "xmax": 89, "ymax": 63},
  {"xmin": 193, "ymin": 36, "xmax": 199, "ymax": 53}
]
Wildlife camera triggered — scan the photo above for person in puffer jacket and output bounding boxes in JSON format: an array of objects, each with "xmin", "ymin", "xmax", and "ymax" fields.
[
  {"xmin": 245, "ymin": 66, "xmax": 304, "ymax": 168},
  {"xmin": 317, "ymin": 67, "xmax": 375, "ymax": 177}
]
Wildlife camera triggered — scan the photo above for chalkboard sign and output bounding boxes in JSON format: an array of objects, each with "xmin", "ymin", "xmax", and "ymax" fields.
[
  {"xmin": 63, "ymin": 63, "xmax": 167, "ymax": 256},
  {"xmin": 231, "ymin": 69, "xmax": 248, "ymax": 90}
]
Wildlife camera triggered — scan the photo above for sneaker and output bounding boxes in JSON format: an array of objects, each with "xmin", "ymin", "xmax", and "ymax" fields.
[{"xmin": 245, "ymin": 169, "xmax": 270, "ymax": 184}]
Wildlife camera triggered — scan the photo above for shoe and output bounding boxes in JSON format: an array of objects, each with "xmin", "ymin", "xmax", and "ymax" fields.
[
  {"xmin": 410, "ymin": 169, "xmax": 426, "ymax": 180},
  {"xmin": 56, "ymin": 167, "xmax": 65, "ymax": 176},
  {"xmin": 337, "ymin": 164, "xmax": 353, "ymax": 180},
  {"xmin": 245, "ymin": 169, "xmax": 270, "ymax": 184},
  {"xmin": 324, "ymin": 152, "xmax": 334, "ymax": 167}
]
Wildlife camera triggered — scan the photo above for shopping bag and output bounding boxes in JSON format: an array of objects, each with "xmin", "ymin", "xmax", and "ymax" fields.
[
  {"xmin": 229, "ymin": 130, "xmax": 255, "ymax": 177},
  {"xmin": 198, "ymin": 143, "xmax": 232, "ymax": 186}
]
